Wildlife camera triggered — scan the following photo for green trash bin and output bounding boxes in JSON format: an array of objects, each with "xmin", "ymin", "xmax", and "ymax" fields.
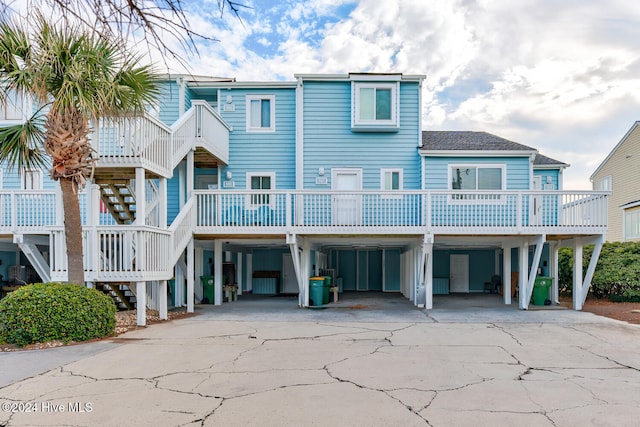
[
  {"xmin": 532, "ymin": 277, "xmax": 552, "ymax": 306},
  {"xmin": 309, "ymin": 277, "xmax": 326, "ymax": 307},
  {"xmin": 323, "ymin": 276, "xmax": 332, "ymax": 304},
  {"xmin": 201, "ymin": 276, "xmax": 215, "ymax": 304},
  {"xmin": 169, "ymin": 279, "xmax": 176, "ymax": 306}
]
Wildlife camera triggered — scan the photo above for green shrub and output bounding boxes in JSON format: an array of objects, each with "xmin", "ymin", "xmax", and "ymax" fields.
[
  {"xmin": 559, "ymin": 242, "xmax": 640, "ymax": 300},
  {"xmin": 0, "ymin": 283, "xmax": 116, "ymax": 347}
]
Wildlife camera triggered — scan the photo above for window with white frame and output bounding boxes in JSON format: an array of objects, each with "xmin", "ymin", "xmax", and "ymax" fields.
[
  {"xmin": 21, "ymin": 169, "xmax": 43, "ymax": 191},
  {"xmin": 246, "ymin": 95, "xmax": 275, "ymax": 132},
  {"xmin": 381, "ymin": 168, "xmax": 403, "ymax": 190},
  {"xmin": 597, "ymin": 175, "xmax": 612, "ymax": 191},
  {"xmin": 450, "ymin": 165, "xmax": 504, "ymax": 200},
  {"xmin": 247, "ymin": 172, "xmax": 275, "ymax": 209},
  {"xmin": 352, "ymin": 82, "xmax": 399, "ymax": 129},
  {"xmin": 624, "ymin": 207, "xmax": 640, "ymax": 240},
  {"xmin": 1, "ymin": 89, "xmax": 25, "ymax": 121}
]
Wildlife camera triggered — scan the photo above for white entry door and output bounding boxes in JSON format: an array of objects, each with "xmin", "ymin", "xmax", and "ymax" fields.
[
  {"xmin": 450, "ymin": 254, "xmax": 469, "ymax": 293},
  {"xmin": 332, "ymin": 168, "xmax": 362, "ymax": 225},
  {"xmin": 282, "ymin": 253, "xmax": 298, "ymax": 294}
]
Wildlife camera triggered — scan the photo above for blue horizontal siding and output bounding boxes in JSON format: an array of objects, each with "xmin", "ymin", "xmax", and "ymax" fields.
[
  {"xmin": 217, "ymin": 88, "xmax": 296, "ymax": 190},
  {"xmin": 303, "ymin": 81, "xmax": 421, "ymax": 191}
]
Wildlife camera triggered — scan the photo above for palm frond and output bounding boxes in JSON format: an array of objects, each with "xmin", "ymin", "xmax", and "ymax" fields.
[{"xmin": 0, "ymin": 113, "xmax": 47, "ymax": 171}]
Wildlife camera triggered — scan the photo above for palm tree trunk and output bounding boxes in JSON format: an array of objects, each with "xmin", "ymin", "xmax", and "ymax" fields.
[{"xmin": 60, "ymin": 178, "xmax": 85, "ymax": 285}]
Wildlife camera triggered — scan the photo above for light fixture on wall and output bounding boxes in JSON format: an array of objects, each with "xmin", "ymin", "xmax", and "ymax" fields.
[
  {"xmin": 226, "ymin": 171, "xmax": 233, "ymax": 180},
  {"xmin": 318, "ymin": 167, "xmax": 325, "ymax": 176}
]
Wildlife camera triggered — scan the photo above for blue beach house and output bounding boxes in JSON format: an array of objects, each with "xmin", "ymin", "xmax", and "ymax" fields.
[{"xmin": 0, "ymin": 73, "xmax": 608, "ymax": 324}]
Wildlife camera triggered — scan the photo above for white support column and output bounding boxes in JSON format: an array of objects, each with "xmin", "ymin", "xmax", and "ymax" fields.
[
  {"xmin": 186, "ymin": 238, "xmax": 194, "ymax": 312},
  {"xmin": 194, "ymin": 246, "xmax": 204, "ymax": 303},
  {"xmin": 186, "ymin": 149, "xmax": 194, "ymax": 199},
  {"xmin": 136, "ymin": 281, "xmax": 146, "ymax": 326},
  {"xmin": 550, "ymin": 241, "xmax": 560, "ymax": 304},
  {"xmin": 518, "ymin": 240, "xmax": 529, "ymax": 310},
  {"xmin": 302, "ymin": 238, "xmax": 311, "ymax": 307},
  {"xmin": 214, "ymin": 239, "xmax": 223, "ymax": 306},
  {"xmin": 135, "ymin": 167, "xmax": 146, "ymax": 226},
  {"xmin": 573, "ymin": 240, "xmax": 584, "ymax": 310},
  {"xmin": 425, "ymin": 238, "xmax": 434, "ymax": 310},
  {"xmin": 237, "ymin": 253, "xmax": 243, "ymax": 295},
  {"xmin": 158, "ymin": 280, "xmax": 168, "ymax": 320},
  {"xmin": 246, "ymin": 254, "xmax": 253, "ymax": 293},
  {"xmin": 502, "ymin": 245, "xmax": 512, "ymax": 305}
]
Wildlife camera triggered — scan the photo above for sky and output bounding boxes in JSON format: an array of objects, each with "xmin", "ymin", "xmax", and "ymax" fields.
[
  {"xmin": 162, "ymin": 0, "xmax": 640, "ymax": 190},
  {"xmin": 10, "ymin": 0, "xmax": 640, "ymax": 189}
]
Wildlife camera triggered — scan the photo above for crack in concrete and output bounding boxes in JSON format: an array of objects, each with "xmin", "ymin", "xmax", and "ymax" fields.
[
  {"xmin": 490, "ymin": 323, "xmax": 524, "ymax": 346},
  {"xmin": 579, "ymin": 346, "xmax": 640, "ymax": 373}
]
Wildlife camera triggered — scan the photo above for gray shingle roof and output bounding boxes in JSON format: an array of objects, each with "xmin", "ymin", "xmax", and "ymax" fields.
[
  {"xmin": 421, "ymin": 131, "xmax": 567, "ymax": 166},
  {"xmin": 421, "ymin": 131, "xmax": 535, "ymax": 151}
]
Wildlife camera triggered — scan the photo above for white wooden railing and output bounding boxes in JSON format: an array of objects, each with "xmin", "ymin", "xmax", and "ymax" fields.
[
  {"xmin": 92, "ymin": 102, "xmax": 231, "ymax": 178},
  {"xmin": 194, "ymin": 190, "xmax": 610, "ymax": 233},
  {"xmin": 169, "ymin": 196, "xmax": 196, "ymax": 266},
  {"xmin": 0, "ymin": 191, "xmax": 58, "ymax": 231},
  {"xmin": 51, "ymin": 225, "xmax": 172, "ymax": 282},
  {"xmin": 92, "ymin": 115, "xmax": 172, "ymax": 177}
]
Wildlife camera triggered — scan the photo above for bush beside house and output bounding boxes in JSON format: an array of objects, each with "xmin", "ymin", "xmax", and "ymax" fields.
[
  {"xmin": 0, "ymin": 283, "xmax": 117, "ymax": 347},
  {"xmin": 559, "ymin": 242, "xmax": 640, "ymax": 302}
]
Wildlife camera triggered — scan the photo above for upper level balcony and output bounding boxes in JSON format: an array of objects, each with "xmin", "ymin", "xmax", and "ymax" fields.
[
  {"xmin": 91, "ymin": 101, "xmax": 231, "ymax": 179},
  {"xmin": 194, "ymin": 189, "xmax": 609, "ymax": 236},
  {"xmin": 0, "ymin": 189, "xmax": 608, "ymax": 238}
]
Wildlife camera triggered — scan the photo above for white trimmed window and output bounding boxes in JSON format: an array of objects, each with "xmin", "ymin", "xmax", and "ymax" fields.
[
  {"xmin": 246, "ymin": 95, "xmax": 275, "ymax": 132},
  {"xmin": 624, "ymin": 206, "xmax": 640, "ymax": 240},
  {"xmin": 247, "ymin": 172, "xmax": 275, "ymax": 209},
  {"xmin": 352, "ymin": 82, "xmax": 399, "ymax": 130},
  {"xmin": 450, "ymin": 165, "xmax": 505, "ymax": 201},
  {"xmin": 21, "ymin": 169, "xmax": 43, "ymax": 191},
  {"xmin": 597, "ymin": 176, "xmax": 612, "ymax": 191},
  {"xmin": 1, "ymin": 89, "xmax": 25, "ymax": 122},
  {"xmin": 381, "ymin": 168, "xmax": 403, "ymax": 190}
]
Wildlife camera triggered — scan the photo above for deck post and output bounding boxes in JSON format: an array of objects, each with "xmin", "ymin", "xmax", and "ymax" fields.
[
  {"xmin": 136, "ymin": 281, "xmax": 146, "ymax": 326},
  {"xmin": 502, "ymin": 245, "xmax": 512, "ymax": 305},
  {"xmin": 186, "ymin": 238, "xmax": 194, "ymax": 312},
  {"xmin": 518, "ymin": 239, "xmax": 529, "ymax": 310},
  {"xmin": 573, "ymin": 239, "xmax": 584, "ymax": 310},
  {"xmin": 158, "ymin": 280, "xmax": 168, "ymax": 320},
  {"xmin": 135, "ymin": 167, "xmax": 145, "ymax": 226},
  {"xmin": 214, "ymin": 239, "xmax": 223, "ymax": 306}
]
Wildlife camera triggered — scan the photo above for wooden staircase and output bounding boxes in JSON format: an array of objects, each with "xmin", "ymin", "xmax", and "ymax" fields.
[
  {"xmin": 98, "ymin": 182, "xmax": 136, "ymax": 224},
  {"xmin": 95, "ymin": 282, "xmax": 136, "ymax": 311}
]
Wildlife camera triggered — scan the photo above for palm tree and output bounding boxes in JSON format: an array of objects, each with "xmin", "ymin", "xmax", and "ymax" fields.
[{"xmin": 0, "ymin": 14, "xmax": 159, "ymax": 285}]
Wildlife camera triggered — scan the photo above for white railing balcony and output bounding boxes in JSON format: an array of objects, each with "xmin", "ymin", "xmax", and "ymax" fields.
[
  {"xmin": 192, "ymin": 101, "xmax": 230, "ymax": 165},
  {"xmin": 0, "ymin": 191, "xmax": 58, "ymax": 232},
  {"xmin": 194, "ymin": 190, "xmax": 609, "ymax": 235},
  {"xmin": 92, "ymin": 115, "xmax": 172, "ymax": 177},
  {"xmin": 50, "ymin": 225, "xmax": 173, "ymax": 282}
]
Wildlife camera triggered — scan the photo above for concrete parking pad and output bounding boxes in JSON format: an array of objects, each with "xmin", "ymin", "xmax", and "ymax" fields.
[{"xmin": 1, "ymin": 294, "xmax": 640, "ymax": 426}]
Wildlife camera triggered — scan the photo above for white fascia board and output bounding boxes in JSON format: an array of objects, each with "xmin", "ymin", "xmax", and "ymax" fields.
[
  {"xmin": 620, "ymin": 200, "xmax": 640, "ymax": 209},
  {"xmin": 534, "ymin": 164, "xmax": 569, "ymax": 170},
  {"xmin": 294, "ymin": 73, "xmax": 426, "ymax": 83},
  {"xmin": 189, "ymin": 81, "xmax": 298, "ymax": 89},
  {"xmin": 418, "ymin": 149, "xmax": 538, "ymax": 157}
]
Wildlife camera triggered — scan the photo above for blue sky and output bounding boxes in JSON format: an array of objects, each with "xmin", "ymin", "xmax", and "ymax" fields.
[
  {"xmin": 14, "ymin": 0, "xmax": 640, "ymax": 189},
  {"xmin": 170, "ymin": 0, "xmax": 640, "ymax": 189}
]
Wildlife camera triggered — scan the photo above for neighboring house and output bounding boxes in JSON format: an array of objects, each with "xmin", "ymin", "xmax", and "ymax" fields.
[
  {"xmin": 590, "ymin": 121, "xmax": 640, "ymax": 242},
  {"xmin": 0, "ymin": 73, "xmax": 608, "ymax": 325}
]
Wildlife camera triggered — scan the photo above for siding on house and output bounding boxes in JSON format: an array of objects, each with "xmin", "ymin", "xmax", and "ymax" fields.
[
  {"xmin": 533, "ymin": 169, "xmax": 560, "ymax": 190},
  {"xmin": 157, "ymin": 80, "xmax": 181, "ymax": 126},
  {"xmin": 217, "ymin": 87, "xmax": 297, "ymax": 190},
  {"xmin": 302, "ymin": 80, "xmax": 421, "ymax": 190},
  {"xmin": 590, "ymin": 122, "xmax": 640, "ymax": 242}
]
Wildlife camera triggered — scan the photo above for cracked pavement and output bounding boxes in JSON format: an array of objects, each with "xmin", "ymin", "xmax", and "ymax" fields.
[{"xmin": 1, "ymin": 294, "xmax": 640, "ymax": 426}]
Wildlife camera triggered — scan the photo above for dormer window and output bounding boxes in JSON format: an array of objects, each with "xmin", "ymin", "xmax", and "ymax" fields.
[{"xmin": 351, "ymin": 81, "xmax": 399, "ymax": 132}]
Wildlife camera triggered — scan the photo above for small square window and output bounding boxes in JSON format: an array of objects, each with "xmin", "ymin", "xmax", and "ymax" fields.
[
  {"xmin": 597, "ymin": 176, "xmax": 611, "ymax": 191},
  {"xmin": 247, "ymin": 172, "xmax": 275, "ymax": 209},
  {"xmin": 352, "ymin": 82, "xmax": 398, "ymax": 131},
  {"xmin": 1, "ymin": 89, "xmax": 25, "ymax": 122},
  {"xmin": 246, "ymin": 95, "xmax": 275, "ymax": 132}
]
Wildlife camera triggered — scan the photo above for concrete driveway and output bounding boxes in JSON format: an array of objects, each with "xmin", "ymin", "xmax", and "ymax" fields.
[{"xmin": 1, "ymin": 293, "xmax": 640, "ymax": 426}]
